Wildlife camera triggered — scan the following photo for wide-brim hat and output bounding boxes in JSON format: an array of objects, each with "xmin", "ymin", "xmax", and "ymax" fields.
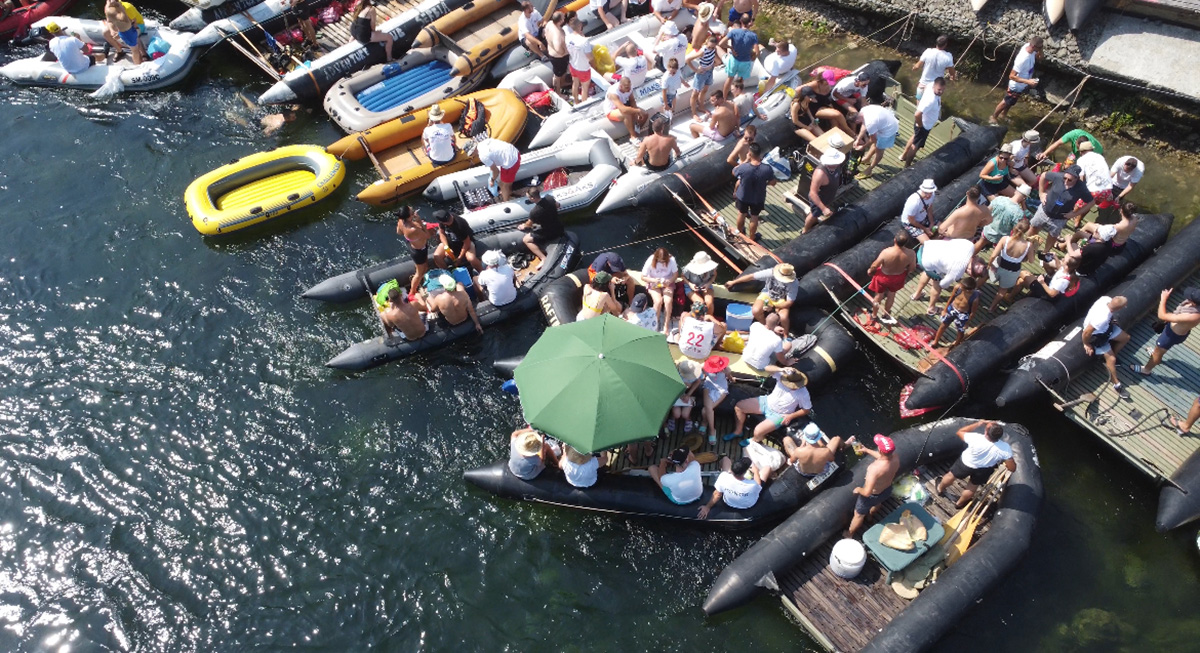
[
  {"xmin": 428, "ymin": 105, "xmax": 445, "ymax": 122},
  {"xmin": 685, "ymin": 251, "xmax": 719, "ymax": 275},
  {"xmin": 677, "ymin": 359, "xmax": 702, "ymax": 384},
  {"xmin": 820, "ymin": 149, "xmax": 845, "ymax": 167},
  {"xmin": 780, "ymin": 370, "xmax": 807, "ymax": 390},
  {"xmin": 697, "ymin": 2, "xmax": 714, "ymax": 20},
  {"xmin": 517, "ymin": 431, "xmax": 543, "ymax": 456},
  {"xmin": 1023, "ymin": 129, "xmax": 1041, "ymax": 143},
  {"xmin": 828, "ymin": 133, "xmax": 847, "ymax": 149},
  {"xmin": 703, "ymin": 355, "xmax": 729, "ymax": 374},
  {"xmin": 918, "ymin": 178, "xmax": 937, "ymax": 194},
  {"xmin": 773, "ymin": 263, "xmax": 797, "ymax": 284},
  {"xmin": 802, "ymin": 422, "xmax": 823, "ymax": 444},
  {"xmin": 662, "ymin": 20, "xmax": 679, "ymax": 35}
]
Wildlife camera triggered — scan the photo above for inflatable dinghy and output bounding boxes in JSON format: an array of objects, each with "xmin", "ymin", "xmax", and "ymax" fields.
[
  {"xmin": 0, "ymin": 0, "xmax": 76, "ymax": 42},
  {"xmin": 424, "ymin": 134, "xmax": 623, "ymax": 231},
  {"xmin": 186, "ymin": 144, "xmax": 345, "ymax": 236},
  {"xmin": 310, "ymin": 229, "xmax": 579, "ymax": 369},
  {"xmin": 1, "ymin": 17, "xmax": 198, "ymax": 92},
  {"xmin": 326, "ymin": 87, "xmax": 527, "ymax": 206},
  {"xmin": 177, "ymin": 0, "xmax": 327, "ymax": 45}
]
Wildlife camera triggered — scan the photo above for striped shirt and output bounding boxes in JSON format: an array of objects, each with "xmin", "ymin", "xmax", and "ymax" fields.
[{"xmin": 696, "ymin": 45, "xmax": 717, "ymax": 71}]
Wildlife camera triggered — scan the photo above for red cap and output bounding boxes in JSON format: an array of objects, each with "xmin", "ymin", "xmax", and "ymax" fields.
[{"xmin": 874, "ymin": 434, "xmax": 895, "ymax": 454}]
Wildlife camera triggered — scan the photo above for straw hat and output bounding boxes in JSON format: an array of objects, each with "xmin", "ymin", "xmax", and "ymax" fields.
[
  {"xmin": 428, "ymin": 104, "xmax": 445, "ymax": 122},
  {"xmin": 684, "ymin": 251, "xmax": 719, "ymax": 275},
  {"xmin": 1078, "ymin": 139, "xmax": 1094, "ymax": 152},
  {"xmin": 918, "ymin": 179, "xmax": 937, "ymax": 194},
  {"xmin": 780, "ymin": 369, "xmax": 807, "ymax": 390},
  {"xmin": 517, "ymin": 431, "xmax": 543, "ymax": 456},
  {"xmin": 677, "ymin": 359, "xmax": 702, "ymax": 384},
  {"xmin": 1022, "ymin": 129, "xmax": 1040, "ymax": 143},
  {"xmin": 773, "ymin": 263, "xmax": 797, "ymax": 284},
  {"xmin": 820, "ymin": 149, "xmax": 845, "ymax": 167},
  {"xmin": 697, "ymin": 2, "xmax": 714, "ymax": 20}
]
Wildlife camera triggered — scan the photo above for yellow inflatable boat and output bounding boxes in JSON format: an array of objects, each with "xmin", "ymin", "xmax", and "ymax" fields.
[
  {"xmin": 186, "ymin": 145, "xmax": 345, "ymax": 236},
  {"xmin": 326, "ymin": 88, "xmax": 527, "ymax": 207}
]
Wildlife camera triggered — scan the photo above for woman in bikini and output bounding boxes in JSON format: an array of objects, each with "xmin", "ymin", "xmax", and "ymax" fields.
[
  {"xmin": 396, "ymin": 206, "xmax": 431, "ymax": 297},
  {"xmin": 350, "ymin": 0, "xmax": 394, "ymax": 62},
  {"xmin": 790, "ymin": 86, "xmax": 825, "ymax": 143},
  {"xmin": 799, "ymin": 71, "xmax": 852, "ymax": 134},
  {"xmin": 987, "ymin": 218, "xmax": 1033, "ymax": 311},
  {"xmin": 576, "ymin": 272, "xmax": 622, "ymax": 321}
]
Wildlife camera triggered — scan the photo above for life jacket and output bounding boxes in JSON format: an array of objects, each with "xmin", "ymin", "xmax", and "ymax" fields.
[
  {"xmin": 458, "ymin": 99, "xmax": 488, "ymax": 138},
  {"xmin": 523, "ymin": 89, "xmax": 553, "ymax": 109}
]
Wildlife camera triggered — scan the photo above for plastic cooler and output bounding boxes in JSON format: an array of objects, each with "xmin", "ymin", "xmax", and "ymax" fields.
[{"xmin": 725, "ymin": 303, "xmax": 754, "ymax": 332}]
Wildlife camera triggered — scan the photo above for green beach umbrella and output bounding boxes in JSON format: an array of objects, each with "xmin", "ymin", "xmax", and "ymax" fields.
[{"xmin": 514, "ymin": 314, "xmax": 686, "ymax": 454}]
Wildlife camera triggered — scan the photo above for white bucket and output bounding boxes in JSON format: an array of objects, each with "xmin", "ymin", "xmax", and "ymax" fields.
[{"xmin": 829, "ymin": 538, "xmax": 867, "ymax": 579}]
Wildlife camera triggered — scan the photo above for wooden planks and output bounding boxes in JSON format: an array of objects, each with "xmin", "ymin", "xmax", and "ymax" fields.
[
  {"xmin": 1048, "ymin": 268, "xmax": 1200, "ymax": 481},
  {"xmin": 777, "ymin": 460, "xmax": 964, "ymax": 653}
]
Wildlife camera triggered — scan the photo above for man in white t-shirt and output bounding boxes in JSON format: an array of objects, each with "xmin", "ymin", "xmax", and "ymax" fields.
[
  {"xmin": 991, "ymin": 37, "xmax": 1042, "ymax": 124},
  {"xmin": 912, "ymin": 238, "xmax": 985, "ymax": 315},
  {"xmin": 650, "ymin": 448, "xmax": 704, "ymax": 505},
  {"xmin": 936, "ymin": 420, "xmax": 1016, "ymax": 508},
  {"xmin": 762, "ymin": 38, "xmax": 797, "ymax": 93},
  {"xmin": 741, "ymin": 312, "xmax": 790, "ymax": 370},
  {"xmin": 724, "ymin": 367, "xmax": 811, "ymax": 446},
  {"xmin": 912, "ymin": 35, "xmax": 956, "ymax": 99},
  {"xmin": 653, "ymin": 20, "xmax": 688, "ymax": 70},
  {"xmin": 46, "ymin": 22, "xmax": 97, "ymax": 75},
  {"xmin": 476, "ymin": 138, "xmax": 521, "ymax": 201},
  {"xmin": 899, "ymin": 179, "xmax": 938, "ymax": 241},
  {"xmin": 606, "ymin": 41, "xmax": 651, "ymax": 88},
  {"xmin": 516, "ymin": 2, "xmax": 546, "ymax": 60},
  {"xmin": 852, "ymin": 104, "xmax": 899, "ymax": 179},
  {"xmin": 422, "ymin": 104, "xmax": 456, "ymax": 165},
  {"xmin": 900, "ymin": 77, "xmax": 944, "ymax": 167},
  {"xmin": 1075, "ymin": 141, "xmax": 1113, "ymax": 208},
  {"xmin": 1109, "ymin": 155, "xmax": 1145, "ymax": 201},
  {"xmin": 475, "ymin": 249, "xmax": 518, "ymax": 306},
  {"xmin": 697, "ymin": 456, "xmax": 762, "ymax": 518},
  {"xmin": 832, "ymin": 71, "xmax": 869, "ymax": 113},
  {"xmin": 1082, "ymin": 295, "xmax": 1132, "ymax": 397}
]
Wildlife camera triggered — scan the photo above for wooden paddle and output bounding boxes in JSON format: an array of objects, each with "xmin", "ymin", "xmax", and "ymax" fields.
[{"xmin": 945, "ymin": 468, "xmax": 1011, "ymax": 565}]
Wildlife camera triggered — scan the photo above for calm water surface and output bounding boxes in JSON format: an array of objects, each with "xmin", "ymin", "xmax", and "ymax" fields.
[{"xmin": 1, "ymin": 7, "xmax": 1199, "ymax": 651}]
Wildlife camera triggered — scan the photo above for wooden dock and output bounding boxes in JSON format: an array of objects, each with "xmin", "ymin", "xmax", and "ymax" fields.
[
  {"xmin": 776, "ymin": 458, "xmax": 970, "ymax": 652},
  {"xmin": 1046, "ymin": 268, "xmax": 1200, "ymax": 484},
  {"xmin": 229, "ymin": 0, "xmax": 424, "ymax": 81},
  {"xmin": 671, "ymin": 96, "xmax": 962, "ymax": 268}
]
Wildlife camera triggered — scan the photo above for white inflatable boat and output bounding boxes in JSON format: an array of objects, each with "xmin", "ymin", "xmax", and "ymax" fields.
[
  {"xmin": 181, "ymin": 0, "xmax": 296, "ymax": 46},
  {"xmin": 424, "ymin": 134, "xmax": 624, "ymax": 231},
  {"xmin": 1, "ymin": 17, "xmax": 198, "ymax": 92}
]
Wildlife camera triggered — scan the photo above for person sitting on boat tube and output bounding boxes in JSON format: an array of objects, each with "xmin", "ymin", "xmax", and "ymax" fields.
[
  {"xmin": 561, "ymin": 445, "xmax": 608, "ymax": 489},
  {"xmin": 475, "ymin": 250, "xmax": 518, "ymax": 307},
  {"xmin": 422, "ymin": 105, "xmax": 457, "ymax": 166},
  {"xmin": 1013, "ymin": 251, "xmax": 1080, "ymax": 302},
  {"xmin": 831, "ymin": 71, "xmax": 870, "ymax": 116},
  {"xmin": 43, "ymin": 23, "xmax": 102, "ymax": 75},
  {"xmin": 724, "ymin": 366, "xmax": 811, "ymax": 448},
  {"xmin": 349, "ymin": 0, "xmax": 395, "ymax": 62},
  {"xmin": 432, "ymin": 209, "xmax": 482, "ymax": 273},
  {"xmin": 666, "ymin": 359, "xmax": 703, "ymax": 434},
  {"xmin": 577, "ymin": 272, "xmax": 623, "ymax": 321},
  {"xmin": 380, "ymin": 286, "xmax": 427, "ymax": 342},
  {"xmin": 520, "ymin": 187, "xmax": 565, "ymax": 269},
  {"xmin": 803, "ymin": 148, "xmax": 844, "ymax": 234},
  {"xmin": 516, "ymin": 2, "xmax": 547, "ymax": 61},
  {"xmin": 682, "ymin": 251, "xmax": 719, "ymax": 315},
  {"xmin": 697, "ymin": 456, "xmax": 762, "ymax": 519},
  {"xmin": 900, "ymin": 178, "xmax": 939, "ymax": 243},
  {"xmin": 430, "ymin": 274, "xmax": 483, "ymax": 333},
  {"xmin": 634, "ymin": 118, "xmax": 680, "ymax": 172},
  {"xmin": 689, "ymin": 90, "xmax": 737, "ymax": 144},
  {"xmin": 677, "ymin": 301, "xmax": 726, "ymax": 361},
  {"xmin": 728, "ymin": 263, "xmax": 798, "ymax": 328},
  {"xmin": 698, "ymin": 355, "xmax": 732, "ymax": 444},
  {"xmin": 605, "ymin": 41, "xmax": 651, "ymax": 88},
  {"xmin": 784, "ymin": 422, "xmax": 845, "ymax": 479},
  {"xmin": 847, "ymin": 434, "xmax": 900, "ymax": 538},
  {"xmin": 476, "ymin": 138, "xmax": 521, "ymax": 201},
  {"xmin": 936, "ymin": 420, "xmax": 1016, "ymax": 509},
  {"xmin": 589, "ymin": 252, "xmax": 637, "ymax": 303},
  {"xmin": 650, "ymin": 448, "xmax": 704, "ymax": 506},
  {"xmin": 623, "ymin": 293, "xmax": 659, "ymax": 331},
  {"xmin": 590, "ymin": 0, "xmax": 624, "ymax": 30},
  {"xmin": 741, "ymin": 313, "xmax": 791, "ymax": 372},
  {"xmin": 508, "ymin": 427, "xmax": 559, "ymax": 480},
  {"xmin": 605, "ymin": 77, "xmax": 650, "ymax": 144}
]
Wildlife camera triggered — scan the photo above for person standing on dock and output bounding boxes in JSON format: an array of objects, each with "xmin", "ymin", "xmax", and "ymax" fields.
[
  {"xmin": 544, "ymin": 12, "xmax": 570, "ymax": 95},
  {"xmin": 900, "ymin": 179, "xmax": 939, "ymax": 243},
  {"xmin": 719, "ymin": 15, "xmax": 758, "ymax": 99},
  {"xmin": 1169, "ymin": 397, "xmax": 1200, "ymax": 436},
  {"xmin": 935, "ymin": 421, "xmax": 1015, "ymax": 509},
  {"xmin": 1130, "ymin": 288, "xmax": 1200, "ymax": 377},
  {"xmin": 913, "ymin": 35, "xmax": 956, "ymax": 100},
  {"xmin": 989, "ymin": 36, "xmax": 1042, "ymax": 125},
  {"xmin": 865, "ymin": 230, "xmax": 916, "ymax": 326},
  {"xmin": 850, "ymin": 103, "xmax": 899, "ymax": 179},
  {"xmin": 1109, "ymin": 156, "xmax": 1145, "ymax": 202},
  {"xmin": 803, "ymin": 150, "xmax": 843, "ymax": 233},
  {"xmin": 349, "ymin": 0, "xmax": 395, "ymax": 63},
  {"xmin": 900, "ymin": 76, "xmax": 944, "ymax": 168},
  {"xmin": 847, "ymin": 435, "xmax": 900, "ymax": 538},
  {"xmin": 517, "ymin": 2, "xmax": 548, "ymax": 61},
  {"xmin": 731, "ymin": 143, "xmax": 777, "ymax": 242},
  {"xmin": 1082, "ymin": 295, "xmax": 1133, "ymax": 399}
]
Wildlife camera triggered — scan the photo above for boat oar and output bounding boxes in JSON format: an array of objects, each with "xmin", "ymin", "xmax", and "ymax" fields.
[
  {"xmin": 945, "ymin": 468, "xmax": 1011, "ymax": 565},
  {"xmin": 1054, "ymin": 391, "xmax": 1097, "ymax": 411}
]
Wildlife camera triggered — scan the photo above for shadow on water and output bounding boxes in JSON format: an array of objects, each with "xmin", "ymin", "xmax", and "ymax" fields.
[{"xmin": 1, "ymin": 5, "xmax": 1199, "ymax": 650}]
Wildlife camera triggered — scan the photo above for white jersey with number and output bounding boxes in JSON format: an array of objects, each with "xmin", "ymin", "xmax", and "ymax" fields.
[{"xmin": 678, "ymin": 316, "xmax": 716, "ymax": 360}]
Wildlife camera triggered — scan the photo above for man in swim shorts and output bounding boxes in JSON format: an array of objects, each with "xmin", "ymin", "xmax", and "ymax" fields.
[
  {"xmin": 634, "ymin": 118, "xmax": 680, "ymax": 172},
  {"xmin": 381, "ymin": 287, "xmax": 427, "ymax": 342},
  {"xmin": 866, "ymin": 230, "xmax": 916, "ymax": 325},
  {"xmin": 604, "ymin": 76, "xmax": 648, "ymax": 142},
  {"xmin": 731, "ymin": 143, "xmax": 776, "ymax": 242},
  {"xmin": 718, "ymin": 15, "xmax": 758, "ymax": 98},
  {"xmin": 847, "ymin": 434, "xmax": 900, "ymax": 538},
  {"xmin": 543, "ymin": 12, "xmax": 569, "ymax": 94},
  {"xmin": 103, "ymin": 0, "xmax": 145, "ymax": 64},
  {"xmin": 724, "ymin": 367, "xmax": 811, "ymax": 446},
  {"xmin": 726, "ymin": 0, "xmax": 757, "ymax": 24},
  {"xmin": 565, "ymin": 15, "xmax": 593, "ymax": 104},
  {"xmin": 784, "ymin": 422, "xmax": 844, "ymax": 478},
  {"xmin": 689, "ymin": 89, "xmax": 736, "ymax": 143},
  {"xmin": 431, "ymin": 275, "xmax": 483, "ymax": 333},
  {"xmin": 1131, "ymin": 287, "xmax": 1200, "ymax": 376}
]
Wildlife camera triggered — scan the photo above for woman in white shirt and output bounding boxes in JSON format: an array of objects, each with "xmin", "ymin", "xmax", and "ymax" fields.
[
  {"xmin": 422, "ymin": 104, "xmax": 456, "ymax": 165},
  {"xmin": 561, "ymin": 445, "xmax": 607, "ymax": 488},
  {"xmin": 641, "ymin": 247, "xmax": 678, "ymax": 334}
]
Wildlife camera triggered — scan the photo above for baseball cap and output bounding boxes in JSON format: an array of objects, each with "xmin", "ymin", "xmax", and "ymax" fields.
[
  {"xmin": 433, "ymin": 209, "xmax": 454, "ymax": 224},
  {"xmin": 874, "ymin": 434, "xmax": 895, "ymax": 454}
]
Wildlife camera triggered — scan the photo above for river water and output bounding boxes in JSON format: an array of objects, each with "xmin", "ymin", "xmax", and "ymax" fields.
[{"xmin": 1, "ymin": 5, "xmax": 1198, "ymax": 651}]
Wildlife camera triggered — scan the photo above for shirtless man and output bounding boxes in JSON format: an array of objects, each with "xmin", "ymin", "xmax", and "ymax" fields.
[
  {"xmin": 544, "ymin": 12, "xmax": 569, "ymax": 95},
  {"xmin": 866, "ymin": 230, "xmax": 916, "ymax": 325},
  {"xmin": 381, "ymin": 287, "xmax": 427, "ymax": 342},
  {"xmin": 688, "ymin": 90, "xmax": 736, "ymax": 142},
  {"xmin": 103, "ymin": 0, "xmax": 144, "ymax": 64},
  {"xmin": 431, "ymin": 275, "xmax": 484, "ymax": 333},
  {"xmin": 1132, "ymin": 287, "xmax": 1200, "ymax": 377},
  {"xmin": 847, "ymin": 434, "xmax": 901, "ymax": 538},
  {"xmin": 633, "ymin": 119, "xmax": 680, "ymax": 171},
  {"xmin": 783, "ymin": 423, "xmax": 844, "ymax": 477},
  {"xmin": 726, "ymin": 0, "xmax": 758, "ymax": 25},
  {"xmin": 396, "ymin": 206, "xmax": 432, "ymax": 297},
  {"xmin": 937, "ymin": 187, "xmax": 991, "ymax": 240}
]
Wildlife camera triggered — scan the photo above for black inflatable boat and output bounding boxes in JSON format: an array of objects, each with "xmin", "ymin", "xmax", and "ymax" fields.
[
  {"xmin": 702, "ymin": 417, "xmax": 1042, "ymax": 653},
  {"xmin": 303, "ymin": 229, "xmax": 579, "ymax": 370},
  {"xmin": 904, "ymin": 213, "xmax": 1174, "ymax": 412}
]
